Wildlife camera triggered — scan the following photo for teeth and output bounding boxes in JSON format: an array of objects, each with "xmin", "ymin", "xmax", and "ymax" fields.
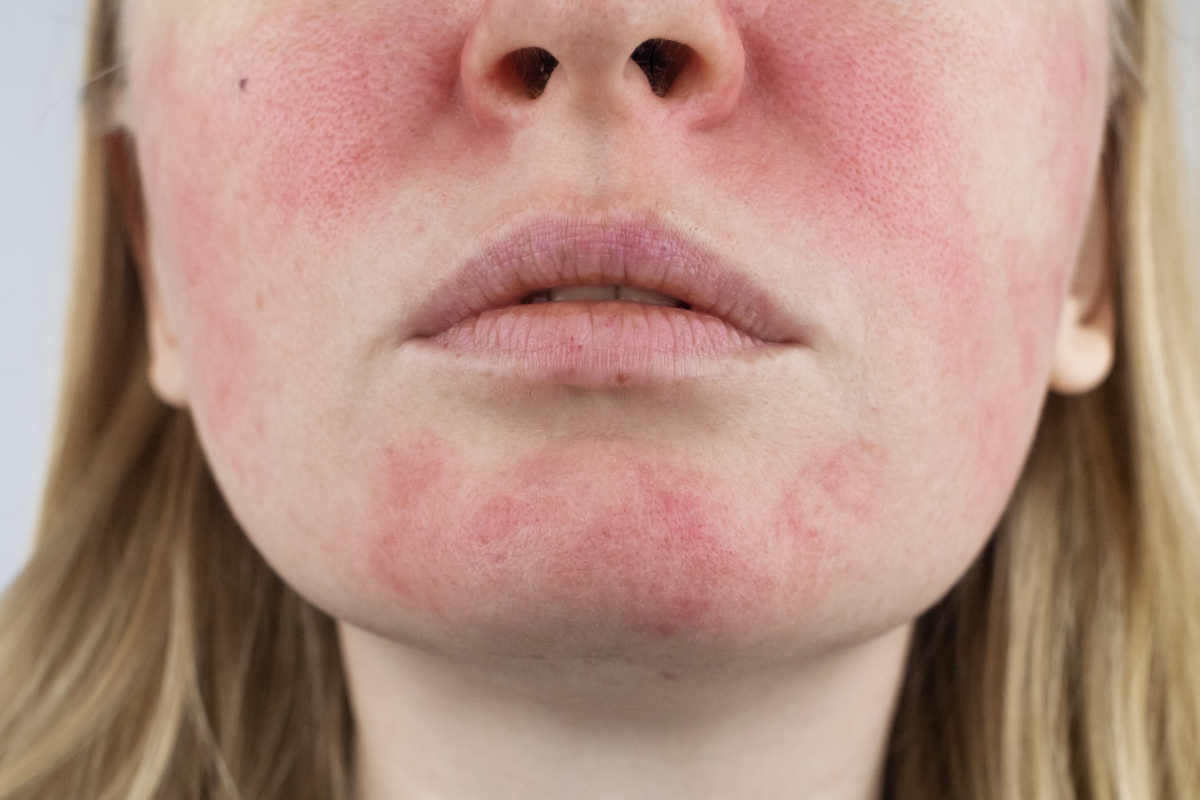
[
  {"xmin": 616, "ymin": 286, "xmax": 680, "ymax": 307},
  {"xmin": 524, "ymin": 285, "xmax": 685, "ymax": 307},
  {"xmin": 548, "ymin": 285, "xmax": 618, "ymax": 302}
]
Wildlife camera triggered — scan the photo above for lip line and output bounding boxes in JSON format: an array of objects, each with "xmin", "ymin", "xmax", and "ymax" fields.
[{"xmin": 407, "ymin": 212, "xmax": 810, "ymax": 346}]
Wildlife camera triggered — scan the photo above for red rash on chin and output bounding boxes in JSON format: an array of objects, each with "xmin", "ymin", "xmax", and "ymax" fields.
[
  {"xmin": 367, "ymin": 431, "xmax": 450, "ymax": 606},
  {"xmin": 361, "ymin": 431, "xmax": 894, "ymax": 645},
  {"xmin": 365, "ymin": 437, "xmax": 762, "ymax": 642},
  {"xmin": 361, "ymin": 433, "xmax": 838, "ymax": 644},
  {"xmin": 463, "ymin": 451, "xmax": 748, "ymax": 640}
]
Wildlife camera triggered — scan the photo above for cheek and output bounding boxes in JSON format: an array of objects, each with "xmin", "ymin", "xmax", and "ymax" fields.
[
  {"xmin": 226, "ymin": 13, "xmax": 484, "ymax": 223},
  {"xmin": 717, "ymin": 1, "xmax": 1106, "ymax": 483},
  {"xmin": 138, "ymin": 6, "xmax": 482, "ymax": 228},
  {"xmin": 131, "ymin": 7, "xmax": 488, "ymax": 486},
  {"xmin": 723, "ymin": 1, "xmax": 1104, "ymax": 329}
]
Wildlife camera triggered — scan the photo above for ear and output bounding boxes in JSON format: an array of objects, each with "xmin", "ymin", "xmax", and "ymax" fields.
[
  {"xmin": 1048, "ymin": 175, "xmax": 1116, "ymax": 395},
  {"xmin": 106, "ymin": 132, "xmax": 189, "ymax": 407}
]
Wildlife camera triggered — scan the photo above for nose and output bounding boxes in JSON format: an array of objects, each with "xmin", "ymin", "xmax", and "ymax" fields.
[{"xmin": 461, "ymin": 0, "xmax": 745, "ymax": 127}]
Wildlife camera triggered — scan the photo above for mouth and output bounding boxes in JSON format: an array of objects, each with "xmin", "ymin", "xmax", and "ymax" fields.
[
  {"xmin": 518, "ymin": 285, "xmax": 691, "ymax": 308},
  {"xmin": 411, "ymin": 214, "xmax": 807, "ymax": 344},
  {"xmin": 406, "ymin": 214, "xmax": 808, "ymax": 387}
]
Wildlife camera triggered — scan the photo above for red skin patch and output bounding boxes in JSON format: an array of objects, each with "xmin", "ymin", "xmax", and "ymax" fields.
[
  {"xmin": 358, "ymin": 430, "xmax": 901, "ymax": 646},
  {"xmin": 192, "ymin": 5, "xmax": 487, "ymax": 226},
  {"xmin": 366, "ymin": 440, "xmax": 771, "ymax": 643}
]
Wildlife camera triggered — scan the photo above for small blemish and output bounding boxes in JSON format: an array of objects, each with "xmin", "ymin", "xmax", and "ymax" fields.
[
  {"xmin": 658, "ymin": 670, "xmax": 679, "ymax": 681},
  {"xmin": 239, "ymin": 77, "xmax": 249, "ymax": 91},
  {"xmin": 255, "ymin": 293, "xmax": 264, "ymax": 310}
]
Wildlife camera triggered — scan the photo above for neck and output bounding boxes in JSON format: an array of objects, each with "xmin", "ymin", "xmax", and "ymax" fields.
[{"xmin": 339, "ymin": 623, "xmax": 912, "ymax": 800}]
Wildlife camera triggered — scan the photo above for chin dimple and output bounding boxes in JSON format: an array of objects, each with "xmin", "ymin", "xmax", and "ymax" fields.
[{"xmin": 521, "ymin": 285, "xmax": 689, "ymax": 308}]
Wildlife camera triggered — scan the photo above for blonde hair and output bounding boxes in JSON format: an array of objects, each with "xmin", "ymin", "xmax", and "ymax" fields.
[{"xmin": 0, "ymin": 0, "xmax": 1196, "ymax": 797}]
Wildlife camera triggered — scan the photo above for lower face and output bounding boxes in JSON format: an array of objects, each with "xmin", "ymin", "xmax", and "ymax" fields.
[{"xmin": 127, "ymin": 0, "xmax": 1110, "ymax": 665}]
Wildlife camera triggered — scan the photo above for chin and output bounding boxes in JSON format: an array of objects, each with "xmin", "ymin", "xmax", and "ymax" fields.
[{"xmin": 237, "ymin": 435, "xmax": 990, "ymax": 672}]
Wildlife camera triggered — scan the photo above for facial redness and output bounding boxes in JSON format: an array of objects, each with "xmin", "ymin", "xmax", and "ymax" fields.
[
  {"xmin": 127, "ymin": 0, "xmax": 1114, "ymax": 658},
  {"xmin": 131, "ymin": 0, "xmax": 496, "ymax": 479},
  {"xmin": 716, "ymin": 1, "xmax": 1107, "ymax": 491},
  {"xmin": 131, "ymin": 0, "xmax": 499, "ymax": 307},
  {"xmin": 363, "ymin": 430, "xmax": 867, "ymax": 650}
]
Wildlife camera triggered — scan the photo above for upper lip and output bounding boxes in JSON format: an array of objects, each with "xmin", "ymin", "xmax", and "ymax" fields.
[{"xmin": 408, "ymin": 213, "xmax": 809, "ymax": 345}]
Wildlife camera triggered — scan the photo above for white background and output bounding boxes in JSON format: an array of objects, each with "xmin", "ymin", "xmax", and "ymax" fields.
[{"xmin": 1, "ymin": 0, "xmax": 1198, "ymax": 589}]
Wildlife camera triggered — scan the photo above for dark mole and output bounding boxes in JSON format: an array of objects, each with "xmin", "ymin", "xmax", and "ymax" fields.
[{"xmin": 239, "ymin": 77, "xmax": 249, "ymax": 91}]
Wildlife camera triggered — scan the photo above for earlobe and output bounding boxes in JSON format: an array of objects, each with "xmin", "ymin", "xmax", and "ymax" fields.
[
  {"xmin": 105, "ymin": 132, "xmax": 189, "ymax": 407},
  {"xmin": 1048, "ymin": 175, "xmax": 1116, "ymax": 395}
]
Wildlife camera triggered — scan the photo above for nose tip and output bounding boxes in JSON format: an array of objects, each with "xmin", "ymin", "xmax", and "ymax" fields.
[{"xmin": 461, "ymin": 0, "xmax": 745, "ymax": 127}]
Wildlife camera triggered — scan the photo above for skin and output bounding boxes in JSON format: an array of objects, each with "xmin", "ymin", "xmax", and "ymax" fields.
[{"xmin": 118, "ymin": 0, "xmax": 1116, "ymax": 797}]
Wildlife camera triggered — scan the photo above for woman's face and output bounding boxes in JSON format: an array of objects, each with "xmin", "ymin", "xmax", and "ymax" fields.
[{"xmin": 125, "ymin": 0, "xmax": 1111, "ymax": 664}]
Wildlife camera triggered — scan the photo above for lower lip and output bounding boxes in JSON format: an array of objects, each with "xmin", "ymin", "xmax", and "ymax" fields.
[{"xmin": 411, "ymin": 301, "xmax": 781, "ymax": 388}]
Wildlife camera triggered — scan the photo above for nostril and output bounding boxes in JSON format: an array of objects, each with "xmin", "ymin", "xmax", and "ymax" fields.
[
  {"xmin": 499, "ymin": 47, "xmax": 560, "ymax": 99},
  {"xmin": 630, "ymin": 39, "xmax": 693, "ymax": 98}
]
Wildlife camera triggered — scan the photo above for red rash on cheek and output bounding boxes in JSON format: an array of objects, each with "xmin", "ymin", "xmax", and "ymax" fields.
[
  {"xmin": 783, "ymin": 438, "xmax": 885, "ymax": 528},
  {"xmin": 367, "ymin": 431, "xmax": 450, "ymax": 605},
  {"xmin": 227, "ymin": 15, "xmax": 449, "ymax": 221},
  {"xmin": 140, "ymin": 6, "xmax": 489, "ymax": 232},
  {"xmin": 732, "ymin": 5, "xmax": 983, "ymax": 255},
  {"xmin": 132, "ymin": 7, "xmax": 493, "ymax": 485},
  {"xmin": 702, "ymin": 4, "xmax": 1005, "ymax": 405},
  {"xmin": 720, "ymin": 3, "xmax": 1104, "ymax": 498},
  {"xmin": 723, "ymin": 3, "xmax": 1102, "ymax": 356}
]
